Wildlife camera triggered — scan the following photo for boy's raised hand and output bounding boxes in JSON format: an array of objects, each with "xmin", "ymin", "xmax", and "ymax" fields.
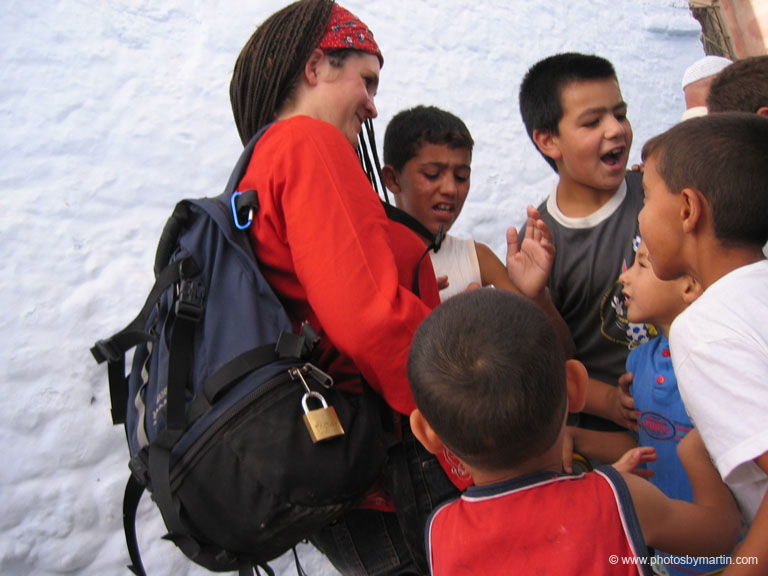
[
  {"xmin": 506, "ymin": 205, "xmax": 556, "ymax": 299},
  {"xmin": 613, "ymin": 446, "xmax": 657, "ymax": 478}
]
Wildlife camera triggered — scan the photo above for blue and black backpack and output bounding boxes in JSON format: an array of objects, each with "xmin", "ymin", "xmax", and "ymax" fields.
[{"xmin": 91, "ymin": 126, "xmax": 410, "ymax": 575}]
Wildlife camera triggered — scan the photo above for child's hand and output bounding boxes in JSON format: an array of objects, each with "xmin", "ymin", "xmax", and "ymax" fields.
[
  {"xmin": 436, "ymin": 275, "xmax": 449, "ymax": 292},
  {"xmin": 618, "ymin": 371, "xmax": 638, "ymax": 433},
  {"xmin": 613, "ymin": 446, "xmax": 657, "ymax": 478},
  {"xmin": 506, "ymin": 205, "xmax": 555, "ymax": 300},
  {"xmin": 606, "ymin": 375, "xmax": 637, "ymax": 431}
]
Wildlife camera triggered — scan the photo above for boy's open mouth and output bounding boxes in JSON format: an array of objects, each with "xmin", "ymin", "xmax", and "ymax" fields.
[
  {"xmin": 601, "ymin": 147, "xmax": 624, "ymax": 167},
  {"xmin": 434, "ymin": 203, "xmax": 454, "ymax": 215}
]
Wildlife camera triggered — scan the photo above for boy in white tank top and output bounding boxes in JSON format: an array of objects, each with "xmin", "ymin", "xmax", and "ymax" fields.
[{"xmin": 382, "ymin": 105, "xmax": 571, "ymax": 352}]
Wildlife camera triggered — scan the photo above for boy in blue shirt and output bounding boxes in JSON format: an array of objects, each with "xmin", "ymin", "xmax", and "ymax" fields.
[{"xmin": 620, "ymin": 239, "xmax": 734, "ymax": 575}]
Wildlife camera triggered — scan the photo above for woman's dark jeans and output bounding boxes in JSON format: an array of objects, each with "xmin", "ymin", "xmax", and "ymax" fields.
[{"xmin": 310, "ymin": 423, "xmax": 460, "ymax": 575}]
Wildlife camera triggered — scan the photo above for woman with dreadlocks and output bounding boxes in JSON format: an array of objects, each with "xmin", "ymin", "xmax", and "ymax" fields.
[{"xmin": 229, "ymin": 1, "xmax": 467, "ymax": 574}]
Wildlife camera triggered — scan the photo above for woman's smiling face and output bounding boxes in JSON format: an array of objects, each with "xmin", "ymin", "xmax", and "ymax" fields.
[{"xmin": 313, "ymin": 51, "xmax": 380, "ymax": 146}]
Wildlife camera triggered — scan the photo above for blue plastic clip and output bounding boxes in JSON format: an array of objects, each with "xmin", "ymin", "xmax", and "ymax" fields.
[{"xmin": 231, "ymin": 191, "xmax": 253, "ymax": 230}]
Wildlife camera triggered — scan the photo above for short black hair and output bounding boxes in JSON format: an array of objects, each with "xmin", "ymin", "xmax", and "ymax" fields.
[
  {"xmin": 519, "ymin": 52, "xmax": 617, "ymax": 172},
  {"xmin": 383, "ymin": 105, "xmax": 474, "ymax": 172},
  {"xmin": 642, "ymin": 112, "xmax": 768, "ymax": 248},
  {"xmin": 707, "ymin": 55, "xmax": 768, "ymax": 114},
  {"xmin": 408, "ymin": 289, "xmax": 568, "ymax": 472}
]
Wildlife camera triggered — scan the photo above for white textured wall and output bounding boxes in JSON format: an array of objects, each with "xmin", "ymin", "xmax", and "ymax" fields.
[{"xmin": 0, "ymin": 1, "xmax": 705, "ymax": 574}]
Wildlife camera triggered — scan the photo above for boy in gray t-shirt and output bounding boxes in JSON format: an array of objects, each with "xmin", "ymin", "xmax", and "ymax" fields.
[{"xmin": 519, "ymin": 52, "xmax": 648, "ymax": 436}]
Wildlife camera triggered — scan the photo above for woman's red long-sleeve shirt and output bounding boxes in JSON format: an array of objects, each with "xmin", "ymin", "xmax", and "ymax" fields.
[{"xmin": 239, "ymin": 115, "xmax": 436, "ymax": 419}]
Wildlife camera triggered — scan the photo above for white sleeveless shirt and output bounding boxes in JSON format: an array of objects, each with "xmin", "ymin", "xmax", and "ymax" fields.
[{"xmin": 429, "ymin": 234, "xmax": 481, "ymax": 302}]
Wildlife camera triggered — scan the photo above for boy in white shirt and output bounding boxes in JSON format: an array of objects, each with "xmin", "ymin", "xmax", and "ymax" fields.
[{"xmin": 638, "ymin": 112, "xmax": 768, "ymax": 575}]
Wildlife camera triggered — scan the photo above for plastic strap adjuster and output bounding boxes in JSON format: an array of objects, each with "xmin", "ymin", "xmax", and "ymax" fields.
[
  {"xmin": 175, "ymin": 279, "xmax": 205, "ymax": 321},
  {"xmin": 92, "ymin": 338, "xmax": 122, "ymax": 363}
]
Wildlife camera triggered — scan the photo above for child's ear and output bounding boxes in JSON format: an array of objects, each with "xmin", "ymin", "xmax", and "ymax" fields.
[
  {"xmin": 680, "ymin": 187, "xmax": 704, "ymax": 234},
  {"xmin": 681, "ymin": 275, "xmax": 703, "ymax": 305},
  {"xmin": 409, "ymin": 409, "xmax": 446, "ymax": 455},
  {"xmin": 565, "ymin": 359, "xmax": 588, "ymax": 414},
  {"xmin": 756, "ymin": 106, "xmax": 768, "ymax": 119},
  {"xmin": 532, "ymin": 129, "xmax": 562, "ymax": 162},
  {"xmin": 381, "ymin": 165, "xmax": 402, "ymax": 195}
]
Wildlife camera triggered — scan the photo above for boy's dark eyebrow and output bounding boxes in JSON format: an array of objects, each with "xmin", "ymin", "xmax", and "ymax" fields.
[
  {"xmin": 577, "ymin": 101, "xmax": 628, "ymax": 119},
  {"xmin": 420, "ymin": 160, "xmax": 471, "ymax": 171}
]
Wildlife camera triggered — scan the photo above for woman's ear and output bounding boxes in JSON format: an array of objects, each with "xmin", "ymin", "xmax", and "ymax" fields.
[
  {"xmin": 565, "ymin": 359, "xmax": 588, "ymax": 414},
  {"xmin": 381, "ymin": 165, "xmax": 401, "ymax": 195},
  {"xmin": 410, "ymin": 409, "xmax": 446, "ymax": 455},
  {"xmin": 532, "ymin": 129, "xmax": 562, "ymax": 162},
  {"xmin": 303, "ymin": 48, "xmax": 326, "ymax": 86}
]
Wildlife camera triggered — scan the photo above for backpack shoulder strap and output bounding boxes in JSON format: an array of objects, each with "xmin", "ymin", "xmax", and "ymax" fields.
[
  {"xmin": 381, "ymin": 202, "xmax": 444, "ymax": 297},
  {"xmin": 381, "ymin": 202, "xmax": 444, "ymax": 253}
]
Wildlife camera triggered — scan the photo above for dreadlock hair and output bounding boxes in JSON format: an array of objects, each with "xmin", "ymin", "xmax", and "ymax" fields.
[{"xmin": 230, "ymin": 0, "xmax": 335, "ymax": 146}]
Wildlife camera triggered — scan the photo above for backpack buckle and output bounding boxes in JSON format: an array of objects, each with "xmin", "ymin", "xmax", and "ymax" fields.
[
  {"xmin": 91, "ymin": 338, "xmax": 122, "ymax": 363},
  {"xmin": 275, "ymin": 331, "xmax": 305, "ymax": 359},
  {"xmin": 129, "ymin": 449, "xmax": 150, "ymax": 486},
  {"xmin": 176, "ymin": 279, "xmax": 205, "ymax": 321}
]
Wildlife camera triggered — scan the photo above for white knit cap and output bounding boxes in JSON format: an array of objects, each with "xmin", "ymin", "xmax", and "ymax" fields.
[{"xmin": 681, "ymin": 55, "xmax": 732, "ymax": 89}]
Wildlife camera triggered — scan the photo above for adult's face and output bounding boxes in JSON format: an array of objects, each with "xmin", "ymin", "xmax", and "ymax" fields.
[{"xmin": 313, "ymin": 51, "xmax": 380, "ymax": 146}]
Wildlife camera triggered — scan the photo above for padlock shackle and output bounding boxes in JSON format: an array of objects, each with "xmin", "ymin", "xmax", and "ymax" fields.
[{"xmin": 301, "ymin": 390, "xmax": 328, "ymax": 413}]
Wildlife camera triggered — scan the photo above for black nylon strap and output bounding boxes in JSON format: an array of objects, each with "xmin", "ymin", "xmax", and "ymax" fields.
[
  {"xmin": 381, "ymin": 203, "xmax": 437, "ymax": 248},
  {"xmin": 411, "ymin": 246, "xmax": 432, "ymax": 298},
  {"xmin": 224, "ymin": 125, "xmax": 272, "ymax": 196},
  {"xmin": 234, "ymin": 188, "xmax": 259, "ymax": 212},
  {"xmin": 204, "ymin": 344, "xmax": 279, "ymax": 403},
  {"xmin": 143, "ymin": 260, "xmax": 203, "ymax": 568},
  {"xmin": 92, "ymin": 257, "xmax": 194, "ymax": 427},
  {"xmin": 123, "ymin": 475, "xmax": 147, "ymax": 576},
  {"xmin": 185, "ymin": 344, "xmax": 281, "ymax": 424},
  {"xmin": 107, "ymin": 357, "xmax": 128, "ymax": 425},
  {"xmin": 382, "ymin": 203, "xmax": 445, "ymax": 298},
  {"xmin": 91, "ymin": 255, "xmax": 193, "ymax": 365}
]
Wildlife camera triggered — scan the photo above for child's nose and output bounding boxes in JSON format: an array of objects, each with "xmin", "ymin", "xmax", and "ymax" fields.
[
  {"xmin": 441, "ymin": 177, "xmax": 459, "ymax": 197},
  {"xmin": 604, "ymin": 115, "xmax": 625, "ymax": 138},
  {"xmin": 619, "ymin": 271, "xmax": 629, "ymax": 286}
]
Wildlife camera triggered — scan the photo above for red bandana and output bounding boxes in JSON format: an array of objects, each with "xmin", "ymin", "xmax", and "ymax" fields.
[{"xmin": 318, "ymin": 4, "xmax": 383, "ymax": 67}]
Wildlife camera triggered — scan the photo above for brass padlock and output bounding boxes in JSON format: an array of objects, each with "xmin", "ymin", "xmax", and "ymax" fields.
[{"xmin": 302, "ymin": 391, "xmax": 345, "ymax": 443}]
